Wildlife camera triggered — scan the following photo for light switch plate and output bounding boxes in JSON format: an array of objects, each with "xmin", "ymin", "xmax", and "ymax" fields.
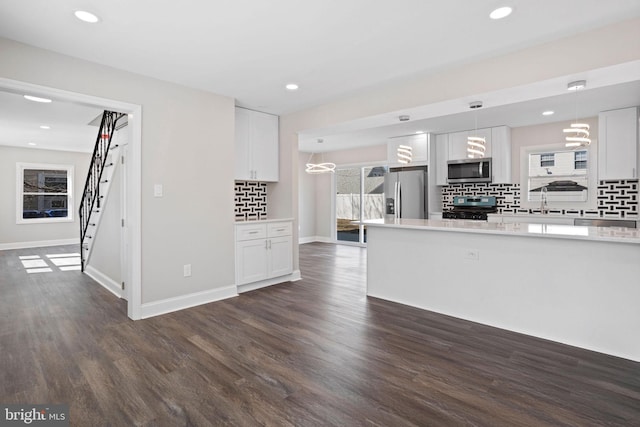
[{"xmin": 154, "ymin": 184, "xmax": 163, "ymax": 197}]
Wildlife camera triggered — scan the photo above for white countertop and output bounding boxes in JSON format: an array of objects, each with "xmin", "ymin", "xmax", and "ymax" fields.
[
  {"xmin": 363, "ymin": 218, "xmax": 640, "ymax": 244},
  {"xmin": 235, "ymin": 218, "xmax": 293, "ymax": 224}
]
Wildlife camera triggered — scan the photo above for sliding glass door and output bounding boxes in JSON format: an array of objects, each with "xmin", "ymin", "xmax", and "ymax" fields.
[{"xmin": 335, "ymin": 165, "xmax": 385, "ymax": 244}]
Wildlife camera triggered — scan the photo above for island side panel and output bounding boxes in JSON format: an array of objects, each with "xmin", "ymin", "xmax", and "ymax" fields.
[{"xmin": 366, "ymin": 225, "xmax": 640, "ymax": 362}]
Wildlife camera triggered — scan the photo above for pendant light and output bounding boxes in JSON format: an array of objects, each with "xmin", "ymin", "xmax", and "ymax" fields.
[
  {"xmin": 305, "ymin": 139, "xmax": 336, "ymax": 174},
  {"xmin": 564, "ymin": 80, "xmax": 591, "ymax": 148},
  {"xmin": 467, "ymin": 101, "xmax": 485, "ymax": 159},
  {"xmin": 397, "ymin": 144, "xmax": 413, "ymax": 164}
]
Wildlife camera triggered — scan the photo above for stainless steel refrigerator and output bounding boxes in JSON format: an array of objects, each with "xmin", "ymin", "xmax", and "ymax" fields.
[{"xmin": 383, "ymin": 165, "xmax": 428, "ymax": 219}]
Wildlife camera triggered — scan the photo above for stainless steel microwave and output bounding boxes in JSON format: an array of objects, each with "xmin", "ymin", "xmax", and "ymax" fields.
[{"xmin": 447, "ymin": 158, "xmax": 492, "ymax": 183}]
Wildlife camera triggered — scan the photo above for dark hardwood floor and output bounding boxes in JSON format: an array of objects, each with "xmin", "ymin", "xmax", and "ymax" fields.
[{"xmin": 1, "ymin": 242, "xmax": 639, "ymax": 426}]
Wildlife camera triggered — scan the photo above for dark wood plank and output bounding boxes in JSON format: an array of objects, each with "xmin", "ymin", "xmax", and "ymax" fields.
[{"xmin": 1, "ymin": 243, "xmax": 639, "ymax": 426}]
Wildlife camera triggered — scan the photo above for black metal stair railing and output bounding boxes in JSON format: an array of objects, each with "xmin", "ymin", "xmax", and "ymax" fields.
[{"xmin": 79, "ymin": 110, "xmax": 125, "ymax": 271}]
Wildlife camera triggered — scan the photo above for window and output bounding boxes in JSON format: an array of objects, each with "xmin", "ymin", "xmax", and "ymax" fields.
[
  {"xmin": 335, "ymin": 165, "xmax": 385, "ymax": 244},
  {"xmin": 16, "ymin": 163, "xmax": 74, "ymax": 224},
  {"xmin": 540, "ymin": 153, "xmax": 555, "ymax": 167},
  {"xmin": 574, "ymin": 150, "xmax": 588, "ymax": 170}
]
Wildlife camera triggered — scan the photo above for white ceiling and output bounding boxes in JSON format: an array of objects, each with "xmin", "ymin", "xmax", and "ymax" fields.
[
  {"xmin": 0, "ymin": 0, "xmax": 639, "ymax": 153},
  {"xmin": 0, "ymin": 90, "xmax": 102, "ymax": 153}
]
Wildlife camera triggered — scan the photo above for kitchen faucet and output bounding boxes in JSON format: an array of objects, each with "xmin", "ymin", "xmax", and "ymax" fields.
[{"xmin": 540, "ymin": 186, "xmax": 548, "ymax": 214}]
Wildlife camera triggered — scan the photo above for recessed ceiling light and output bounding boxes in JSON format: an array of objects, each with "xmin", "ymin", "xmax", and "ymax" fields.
[
  {"xmin": 542, "ymin": 111, "xmax": 555, "ymax": 116},
  {"xmin": 415, "ymin": 131, "xmax": 424, "ymax": 134},
  {"xmin": 74, "ymin": 10, "xmax": 100, "ymax": 23},
  {"xmin": 567, "ymin": 80, "xmax": 586, "ymax": 91},
  {"xmin": 24, "ymin": 95, "xmax": 52, "ymax": 103},
  {"xmin": 490, "ymin": 6, "xmax": 513, "ymax": 20},
  {"xmin": 285, "ymin": 83, "xmax": 299, "ymax": 91},
  {"xmin": 28, "ymin": 142, "xmax": 37, "ymax": 146},
  {"xmin": 40, "ymin": 125, "xmax": 51, "ymax": 129}
]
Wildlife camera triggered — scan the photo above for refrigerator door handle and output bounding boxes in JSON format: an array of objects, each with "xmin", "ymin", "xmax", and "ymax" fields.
[
  {"xmin": 394, "ymin": 181, "xmax": 399, "ymax": 219},
  {"xmin": 397, "ymin": 181, "xmax": 402, "ymax": 219}
]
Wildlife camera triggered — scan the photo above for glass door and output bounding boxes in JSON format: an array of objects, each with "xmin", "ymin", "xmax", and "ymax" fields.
[
  {"xmin": 362, "ymin": 166, "xmax": 385, "ymax": 243},
  {"xmin": 335, "ymin": 168, "xmax": 361, "ymax": 243},
  {"xmin": 335, "ymin": 165, "xmax": 386, "ymax": 244}
]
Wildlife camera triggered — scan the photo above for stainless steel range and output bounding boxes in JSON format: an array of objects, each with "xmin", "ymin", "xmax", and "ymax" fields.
[{"xmin": 442, "ymin": 196, "xmax": 497, "ymax": 221}]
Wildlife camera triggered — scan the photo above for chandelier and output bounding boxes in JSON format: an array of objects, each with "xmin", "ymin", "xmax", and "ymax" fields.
[{"xmin": 564, "ymin": 80, "xmax": 591, "ymax": 148}]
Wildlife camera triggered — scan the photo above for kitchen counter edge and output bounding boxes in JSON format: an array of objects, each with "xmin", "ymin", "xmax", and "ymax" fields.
[{"xmin": 362, "ymin": 218, "xmax": 640, "ymax": 244}]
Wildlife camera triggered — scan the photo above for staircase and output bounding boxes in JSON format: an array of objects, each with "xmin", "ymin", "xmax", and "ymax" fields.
[{"xmin": 79, "ymin": 111, "xmax": 126, "ymax": 272}]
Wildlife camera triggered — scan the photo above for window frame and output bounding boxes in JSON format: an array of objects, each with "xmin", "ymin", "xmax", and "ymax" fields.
[
  {"xmin": 574, "ymin": 150, "xmax": 588, "ymax": 170},
  {"xmin": 16, "ymin": 162, "xmax": 74, "ymax": 224},
  {"xmin": 540, "ymin": 153, "xmax": 555, "ymax": 167}
]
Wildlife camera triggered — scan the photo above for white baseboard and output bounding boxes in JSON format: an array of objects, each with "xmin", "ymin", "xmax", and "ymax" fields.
[
  {"xmin": 140, "ymin": 285, "xmax": 238, "ymax": 319},
  {"xmin": 299, "ymin": 236, "xmax": 333, "ymax": 244},
  {"xmin": 85, "ymin": 265, "xmax": 123, "ymax": 299},
  {"xmin": 0, "ymin": 238, "xmax": 79, "ymax": 251},
  {"xmin": 238, "ymin": 270, "xmax": 301, "ymax": 293}
]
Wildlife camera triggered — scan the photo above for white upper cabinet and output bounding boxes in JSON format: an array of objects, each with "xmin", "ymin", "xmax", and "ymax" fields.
[
  {"xmin": 448, "ymin": 128, "xmax": 492, "ymax": 160},
  {"xmin": 598, "ymin": 107, "xmax": 639, "ymax": 180},
  {"xmin": 235, "ymin": 107, "xmax": 279, "ymax": 182},
  {"xmin": 435, "ymin": 126, "xmax": 511, "ymax": 185},
  {"xmin": 448, "ymin": 130, "xmax": 471, "ymax": 160},
  {"xmin": 387, "ymin": 133, "xmax": 429, "ymax": 167},
  {"xmin": 435, "ymin": 133, "xmax": 449, "ymax": 186},
  {"xmin": 490, "ymin": 126, "xmax": 512, "ymax": 184}
]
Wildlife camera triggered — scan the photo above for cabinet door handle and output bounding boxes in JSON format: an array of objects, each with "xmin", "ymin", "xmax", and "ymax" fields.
[
  {"xmin": 268, "ymin": 240, "xmax": 272, "ymax": 249},
  {"xmin": 248, "ymin": 231, "xmax": 259, "ymax": 234},
  {"xmin": 275, "ymin": 228, "xmax": 285, "ymax": 231},
  {"xmin": 265, "ymin": 240, "xmax": 268, "ymax": 249}
]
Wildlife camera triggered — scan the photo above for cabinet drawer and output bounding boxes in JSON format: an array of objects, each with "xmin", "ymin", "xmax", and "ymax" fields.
[
  {"xmin": 236, "ymin": 223, "xmax": 267, "ymax": 241},
  {"xmin": 267, "ymin": 222, "xmax": 292, "ymax": 237}
]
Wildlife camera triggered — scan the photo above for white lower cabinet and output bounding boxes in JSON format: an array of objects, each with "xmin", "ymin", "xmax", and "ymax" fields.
[{"xmin": 235, "ymin": 220, "xmax": 293, "ymax": 289}]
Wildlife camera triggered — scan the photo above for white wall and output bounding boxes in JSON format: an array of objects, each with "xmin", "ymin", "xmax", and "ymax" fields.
[
  {"xmin": 87, "ymin": 149, "xmax": 122, "ymax": 286},
  {"xmin": 0, "ymin": 145, "xmax": 89, "ymax": 248},
  {"xmin": 0, "ymin": 37, "xmax": 236, "ymax": 305},
  {"xmin": 297, "ymin": 151, "xmax": 316, "ymax": 241}
]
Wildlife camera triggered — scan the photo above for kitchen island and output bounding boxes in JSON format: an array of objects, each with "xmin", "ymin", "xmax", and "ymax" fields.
[{"xmin": 364, "ymin": 218, "xmax": 640, "ymax": 361}]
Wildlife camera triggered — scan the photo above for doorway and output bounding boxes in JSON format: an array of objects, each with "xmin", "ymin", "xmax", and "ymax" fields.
[
  {"xmin": 335, "ymin": 165, "xmax": 386, "ymax": 244},
  {"xmin": 0, "ymin": 77, "xmax": 142, "ymax": 319}
]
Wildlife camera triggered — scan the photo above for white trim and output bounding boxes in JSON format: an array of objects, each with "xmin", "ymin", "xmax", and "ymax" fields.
[
  {"xmin": 0, "ymin": 238, "xmax": 79, "ymax": 251},
  {"xmin": 237, "ymin": 270, "xmax": 301, "ymax": 293},
  {"xmin": 0, "ymin": 77, "xmax": 143, "ymax": 321},
  {"xmin": 140, "ymin": 286, "xmax": 238, "ymax": 319},
  {"xmin": 127, "ymin": 105, "xmax": 142, "ymax": 320},
  {"xmin": 84, "ymin": 265, "xmax": 123, "ymax": 298}
]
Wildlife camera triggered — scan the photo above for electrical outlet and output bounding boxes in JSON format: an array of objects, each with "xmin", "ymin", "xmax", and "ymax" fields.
[
  {"xmin": 183, "ymin": 264, "xmax": 191, "ymax": 277},
  {"xmin": 464, "ymin": 249, "xmax": 479, "ymax": 261}
]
